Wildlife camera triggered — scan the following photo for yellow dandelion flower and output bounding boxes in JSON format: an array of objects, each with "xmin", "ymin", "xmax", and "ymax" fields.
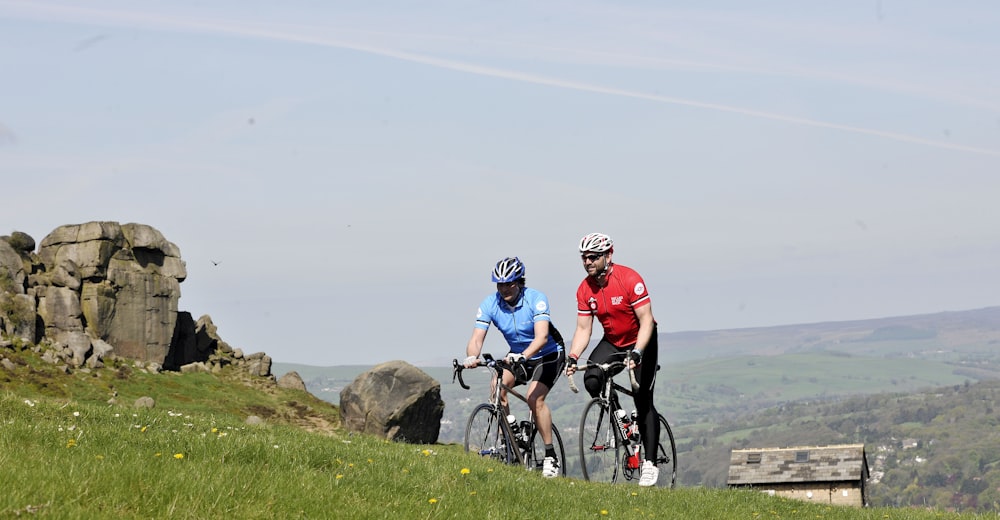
[
  {"xmin": 336, "ymin": 474, "xmax": 344, "ymax": 480},
  {"xmin": 141, "ymin": 426, "xmax": 147, "ymax": 433},
  {"xmin": 173, "ymin": 453, "xmax": 184, "ymax": 459},
  {"xmin": 428, "ymin": 498, "xmax": 438, "ymax": 504},
  {"xmin": 469, "ymin": 491, "xmax": 477, "ymax": 496},
  {"xmin": 421, "ymin": 449, "xmax": 432, "ymax": 456},
  {"xmin": 600, "ymin": 510, "xmax": 608, "ymax": 516},
  {"xmin": 95, "ymin": 455, "xmax": 104, "ymax": 460},
  {"xmin": 461, "ymin": 468, "xmax": 471, "ymax": 475},
  {"xmin": 348, "ymin": 463, "xmax": 355, "ymax": 468},
  {"xmin": 487, "ymin": 468, "xmax": 494, "ymax": 473},
  {"xmin": 211, "ymin": 427, "xmax": 218, "ymax": 433},
  {"xmin": 66, "ymin": 439, "xmax": 77, "ymax": 448},
  {"xmin": 155, "ymin": 452, "xmax": 162, "ymax": 457}
]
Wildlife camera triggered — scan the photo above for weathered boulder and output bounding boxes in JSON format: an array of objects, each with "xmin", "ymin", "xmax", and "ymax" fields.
[
  {"xmin": 3, "ymin": 231, "xmax": 35, "ymax": 254},
  {"xmin": 339, "ymin": 360, "xmax": 444, "ymax": 444},
  {"xmin": 0, "ymin": 240, "xmax": 25, "ymax": 291},
  {"xmin": 37, "ymin": 222, "xmax": 186, "ymax": 363},
  {"xmin": 277, "ymin": 371, "xmax": 307, "ymax": 391},
  {"xmin": 0, "ymin": 239, "xmax": 36, "ymax": 341}
]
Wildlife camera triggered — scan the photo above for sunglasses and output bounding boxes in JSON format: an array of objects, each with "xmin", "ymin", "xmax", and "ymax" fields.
[{"xmin": 581, "ymin": 253, "xmax": 604, "ymax": 262}]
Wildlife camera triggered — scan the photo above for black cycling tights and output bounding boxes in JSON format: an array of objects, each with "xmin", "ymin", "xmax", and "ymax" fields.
[{"xmin": 583, "ymin": 332, "xmax": 659, "ymax": 461}]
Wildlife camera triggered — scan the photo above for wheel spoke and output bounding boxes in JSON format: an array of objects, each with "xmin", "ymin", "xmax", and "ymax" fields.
[{"xmin": 464, "ymin": 404, "xmax": 514, "ymax": 464}]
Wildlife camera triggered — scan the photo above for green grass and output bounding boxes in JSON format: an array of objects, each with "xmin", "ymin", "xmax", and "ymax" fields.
[{"xmin": 1, "ymin": 356, "xmax": 996, "ymax": 519}]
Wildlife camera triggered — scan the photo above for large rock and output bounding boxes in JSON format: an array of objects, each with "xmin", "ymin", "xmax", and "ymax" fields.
[
  {"xmin": 277, "ymin": 371, "xmax": 307, "ymax": 391},
  {"xmin": 0, "ymin": 240, "xmax": 31, "ymax": 339},
  {"xmin": 0, "ymin": 240, "xmax": 26, "ymax": 292},
  {"xmin": 339, "ymin": 360, "xmax": 444, "ymax": 444},
  {"xmin": 37, "ymin": 222, "xmax": 187, "ymax": 363}
]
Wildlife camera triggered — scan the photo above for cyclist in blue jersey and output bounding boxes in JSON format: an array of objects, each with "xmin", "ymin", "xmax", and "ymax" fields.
[{"xmin": 463, "ymin": 257, "xmax": 566, "ymax": 478}]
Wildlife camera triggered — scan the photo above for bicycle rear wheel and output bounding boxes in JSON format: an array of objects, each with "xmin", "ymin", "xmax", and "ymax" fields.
[
  {"xmin": 579, "ymin": 397, "xmax": 621, "ymax": 483},
  {"xmin": 653, "ymin": 414, "xmax": 678, "ymax": 488},
  {"xmin": 527, "ymin": 423, "xmax": 567, "ymax": 476},
  {"xmin": 464, "ymin": 403, "xmax": 515, "ymax": 464}
]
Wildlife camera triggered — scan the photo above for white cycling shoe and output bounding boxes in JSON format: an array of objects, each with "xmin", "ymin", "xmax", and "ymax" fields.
[
  {"xmin": 542, "ymin": 456, "xmax": 560, "ymax": 478},
  {"xmin": 638, "ymin": 460, "xmax": 659, "ymax": 487}
]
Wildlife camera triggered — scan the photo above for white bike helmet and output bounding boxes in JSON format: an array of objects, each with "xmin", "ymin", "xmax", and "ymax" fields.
[
  {"xmin": 491, "ymin": 257, "xmax": 526, "ymax": 283},
  {"xmin": 579, "ymin": 232, "xmax": 614, "ymax": 254}
]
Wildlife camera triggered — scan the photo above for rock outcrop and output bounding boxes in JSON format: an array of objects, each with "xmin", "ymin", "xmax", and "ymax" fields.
[
  {"xmin": 339, "ymin": 360, "xmax": 444, "ymax": 444},
  {"xmin": 36, "ymin": 222, "xmax": 185, "ymax": 363},
  {"xmin": 0, "ymin": 222, "xmax": 271, "ymax": 378}
]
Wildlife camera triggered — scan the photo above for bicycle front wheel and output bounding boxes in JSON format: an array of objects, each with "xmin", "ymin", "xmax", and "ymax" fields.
[
  {"xmin": 464, "ymin": 403, "xmax": 515, "ymax": 464},
  {"xmin": 579, "ymin": 397, "xmax": 620, "ymax": 483},
  {"xmin": 654, "ymin": 414, "xmax": 678, "ymax": 488},
  {"xmin": 527, "ymin": 423, "xmax": 567, "ymax": 476}
]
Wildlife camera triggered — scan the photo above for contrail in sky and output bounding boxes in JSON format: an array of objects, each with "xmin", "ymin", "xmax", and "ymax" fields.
[{"xmin": 4, "ymin": 1, "xmax": 999, "ymax": 157}]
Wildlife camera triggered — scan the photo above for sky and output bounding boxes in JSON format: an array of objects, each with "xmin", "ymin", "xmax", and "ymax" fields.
[{"xmin": 2, "ymin": 1, "xmax": 999, "ymax": 367}]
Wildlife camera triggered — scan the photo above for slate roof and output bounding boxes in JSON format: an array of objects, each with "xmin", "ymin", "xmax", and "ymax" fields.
[{"xmin": 727, "ymin": 444, "xmax": 869, "ymax": 486}]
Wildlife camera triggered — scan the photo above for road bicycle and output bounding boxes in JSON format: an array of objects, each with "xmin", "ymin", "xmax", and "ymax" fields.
[
  {"xmin": 569, "ymin": 360, "xmax": 677, "ymax": 487},
  {"xmin": 452, "ymin": 353, "xmax": 567, "ymax": 475}
]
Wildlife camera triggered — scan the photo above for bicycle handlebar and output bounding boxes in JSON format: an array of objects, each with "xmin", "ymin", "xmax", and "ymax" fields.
[
  {"xmin": 451, "ymin": 358, "xmax": 471, "ymax": 390},
  {"xmin": 451, "ymin": 355, "xmax": 516, "ymax": 390}
]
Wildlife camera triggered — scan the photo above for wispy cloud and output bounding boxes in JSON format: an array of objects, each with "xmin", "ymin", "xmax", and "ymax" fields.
[
  {"xmin": 3, "ymin": 1, "xmax": 998, "ymax": 157},
  {"xmin": 73, "ymin": 33, "xmax": 108, "ymax": 52}
]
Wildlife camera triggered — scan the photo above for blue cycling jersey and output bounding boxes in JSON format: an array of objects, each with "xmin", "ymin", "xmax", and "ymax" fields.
[{"xmin": 474, "ymin": 287, "xmax": 561, "ymax": 359}]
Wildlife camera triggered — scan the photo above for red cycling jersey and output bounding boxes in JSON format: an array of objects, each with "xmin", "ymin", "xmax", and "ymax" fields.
[{"xmin": 576, "ymin": 263, "xmax": 652, "ymax": 348}]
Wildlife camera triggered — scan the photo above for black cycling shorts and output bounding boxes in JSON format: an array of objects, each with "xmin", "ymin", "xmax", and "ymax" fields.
[{"xmin": 509, "ymin": 350, "xmax": 565, "ymax": 389}]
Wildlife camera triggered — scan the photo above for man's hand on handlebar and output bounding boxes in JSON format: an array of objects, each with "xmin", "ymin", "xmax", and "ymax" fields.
[
  {"xmin": 463, "ymin": 355, "xmax": 479, "ymax": 368},
  {"xmin": 627, "ymin": 348, "xmax": 642, "ymax": 370},
  {"xmin": 565, "ymin": 355, "xmax": 578, "ymax": 376}
]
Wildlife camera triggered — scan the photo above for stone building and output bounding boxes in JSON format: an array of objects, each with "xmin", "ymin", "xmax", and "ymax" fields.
[{"xmin": 727, "ymin": 444, "xmax": 870, "ymax": 507}]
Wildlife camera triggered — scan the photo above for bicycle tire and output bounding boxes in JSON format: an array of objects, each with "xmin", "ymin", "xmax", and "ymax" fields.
[
  {"xmin": 464, "ymin": 403, "xmax": 515, "ymax": 464},
  {"xmin": 527, "ymin": 423, "xmax": 567, "ymax": 476},
  {"xmin": 654, "ymin": 414, "xmax": 678, "ymax": 488},
  {"xmin": 579, "ymin": 397, "xmax": 621, "ymax": 483}
]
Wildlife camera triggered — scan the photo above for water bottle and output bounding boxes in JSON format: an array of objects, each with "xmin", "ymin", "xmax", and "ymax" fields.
[
  {"xmin": 628, "ymin": 410, "xmax": 640, "ymax": 440},
  {"xmin": 615, "ymin": 409, "xmax": 630, "ymax": 437},
  {"xmin": 519, "ymin": 420, "xmax": 532, "ymax": 445},
  {"xmin": 507, "ymin": 414, "xmax": 518, "ymax": 433},
  {"xmin": 503, "ymin": 414, "xmax": 518, "ymax": 449}
]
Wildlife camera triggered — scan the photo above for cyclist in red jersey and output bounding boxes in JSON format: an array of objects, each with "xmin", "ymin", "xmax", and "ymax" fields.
[{"xmin": 565, "ymin": 232, "xmax": 662, "ymax": 487}]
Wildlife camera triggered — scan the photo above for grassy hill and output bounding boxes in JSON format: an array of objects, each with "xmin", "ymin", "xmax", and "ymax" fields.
[{"xmin": 2, "ymin": 340, "xmax": 993, "ymax": 518}]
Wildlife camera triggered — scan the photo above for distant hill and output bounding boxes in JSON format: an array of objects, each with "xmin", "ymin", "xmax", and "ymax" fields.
[{"xmin": 661, "ymin": 305, "xmax": 1000, "ymax": 363}]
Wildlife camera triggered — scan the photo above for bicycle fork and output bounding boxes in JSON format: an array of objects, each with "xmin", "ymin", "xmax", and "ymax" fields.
[{"xmin": 609, "ymin": 408, "xmax": 641, "ymax": 472}]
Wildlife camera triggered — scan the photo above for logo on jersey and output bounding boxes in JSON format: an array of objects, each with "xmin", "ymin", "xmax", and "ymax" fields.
[
  {"xmin": 634, "ymin": 282, "xmax": 645, "ymax": 295},
  {"xmin": 536, "ymin": 301, "xmax": 547, "ymax": 312},
  {"xmin": 611, "ymin": 296, "xmax": 623, "ymax": 305},
  {"xmin": 476, "ymin": 308, "xmax": 483, "ymax": 319}
]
